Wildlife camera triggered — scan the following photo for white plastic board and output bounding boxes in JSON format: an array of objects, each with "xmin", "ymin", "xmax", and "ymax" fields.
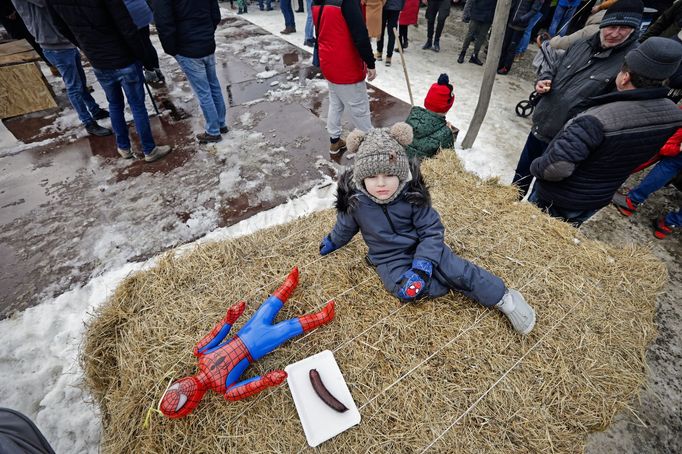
[{"xmin": 285, "ymin": 350, "xmax": 361, "ymax": 447}]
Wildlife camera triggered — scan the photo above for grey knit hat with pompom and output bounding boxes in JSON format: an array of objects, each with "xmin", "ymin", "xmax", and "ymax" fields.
[{"xmin": 347, "ymin": 122, "xmax": 414, "ymax": 204}]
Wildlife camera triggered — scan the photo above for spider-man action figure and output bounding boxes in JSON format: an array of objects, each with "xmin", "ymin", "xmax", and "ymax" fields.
[{"xmin": 160, "ymin": 267, "xmax": 335, "ymax": 418}]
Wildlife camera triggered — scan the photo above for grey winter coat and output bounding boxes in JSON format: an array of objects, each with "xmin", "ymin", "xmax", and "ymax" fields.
[
  {"xmin": 532, "ymin": 31, "xmax": 639, "ymax": 142},
  {"xmin": 11, "ymin": 0, "xmax": 73, "ymax": 49},
  {"xmin": 329, "ymin": 165, "xmax": 506, "ymax": 307},
  {"xmin": 531, "ymin": 87, "xmax": 682, "ymax": 210}
]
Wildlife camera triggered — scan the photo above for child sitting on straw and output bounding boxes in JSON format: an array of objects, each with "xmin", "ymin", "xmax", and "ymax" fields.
[
  {"xmin": 404, "ymin": 74, "xmax": 456, "ymax": 159},
  {"xmin": 318, "ymin": 123, "xmax": 536, "ymax": 334}
]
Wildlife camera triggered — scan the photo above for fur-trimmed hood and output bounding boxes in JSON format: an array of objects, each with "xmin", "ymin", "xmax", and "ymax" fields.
[{"xmin": 335, "ymin": 160, "xmax": 431, "ymax": 213}]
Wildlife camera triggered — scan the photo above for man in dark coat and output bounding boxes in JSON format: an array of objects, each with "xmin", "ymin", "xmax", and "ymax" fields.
[
  {"xmin": 457, "ymin": 0, "xmax": 496, "ymax": 65},
  {"xmin": 512, "ymin": 0, "xmax": 643, "ymax": 197},
  {"xmin": 528, "ymin": 37, "xmax": 682, "ymax": 226},
  {"xmin": 154, "ymin": 0, "xmax": 226, "ymax": 144},
  {"xmin": 47, "ymin": 0, "xmax": 171, "ymax": 162}
]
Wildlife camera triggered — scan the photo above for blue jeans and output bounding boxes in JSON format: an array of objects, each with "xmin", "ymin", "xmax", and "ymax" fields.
[
  {"xmin": 93, "ymin": 62, "xmax": 156, "ymax": 153},
  {"xmin": 513, "ymin": 131, "xmax": 550, "ymax": 197},
  {"xmin": 280, "ymin": 0, "xmax": 295, "ymax": 28},
  {"xmin": 43, "ymin": 48, "xmax": 104, "ymax": 126},
  {"xmin": 528, "ymin": 187, "xmax": 598, "ymax": 226},
  {"xmin": 549, "ymin": 5, "xmax": 577, "ymax": 37},
  {"xmin": 629, "ymin": 153, "xmax": 682, "ymax": 204},
  {"xmin": 516, "ymin": 10, "xmax": 543, "ymax": 55},
  {"xmin": 305, "ymin": 0, "xmax": 314, "ymax": 40},
  {"xmin": 175, "ymin": 54, "xmax": 227, "ymax": 136}
]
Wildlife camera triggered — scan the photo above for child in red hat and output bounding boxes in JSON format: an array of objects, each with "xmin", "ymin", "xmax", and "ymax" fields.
[{"xmin": 405, "ymin": 73, "xmax": 456, "ymax": 159}]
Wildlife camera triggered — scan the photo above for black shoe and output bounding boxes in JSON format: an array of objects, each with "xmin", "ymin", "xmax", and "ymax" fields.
[
  {"xmin": 197, "ymin": 132, "xmax": 222, "ymax": 144},
  {"xmin": 422, "ymin": 41, "xmax": 432, "ymax": 50},
  {"xmin": 259, "ymin": 5, "xmax": 264, "ymax": 10},
  {"xmin": 469, "ymin": 54, "xmax": 483, "ymax": 65},
  {"xmin": 266, "ymin": 6, "xmax": 274, "ymax": 10},
  {"xmin": 85, "ymin": 122, "xmax": 112, "ymax": 137},
  {"xmin": 220, "ymin": 126, "xmax": 229, "ymax": 134},
  {"xmin": 457, "ymin": 50, "xmax": 465, "ymax": 64},
  {"xmin": 304, "ymin": 38, "xmax": 316, "ymax": 47},
  {"xmin": 237, "ymin": 8, "xmax": 244, "ymax": 13},
  {"xmin": 295, "ymin": 8, "xmax": 304, "ymax": 12},
  {"xmin": 92, "ymin": 109, "xmax": 109, "ymax": 120},
  {"xmin": 432, "ymin": 42, "xmax": 440, "ymax": 52}
]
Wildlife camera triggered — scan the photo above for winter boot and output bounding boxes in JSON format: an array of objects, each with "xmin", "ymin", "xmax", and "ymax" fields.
[
  {"xmin": 220, "ymin": 126, "xmax": 229, "ymax": 134},
  {"xmin": 495, "ymin": 289, "xmax": 536, "ymax": 335},
  {"xmin": 329, "ymin": 138, "xmax": 346, "ymax": 155},
  {"xmin": 85, "ymin": 122, "xmax": 112, "ymax": 137},
  {"xmin": 457, "ymin": 50, "xmax": 466, "ymax": 64},
  {"xmin": 197, "ymin": 132, "xmax": 222, "ymax": 144},
  {"xmin": 374, "ymin": 51, "xmax": 382, "ymax": 61},
  {"xmin": 280, "ymin": 26, "xmax": 296, "ymax": 34},
  {"xmin": 432, "ymin": 40, "xmax": 440, "ymax": 52},
  {"xmin": 611, "ymin": 192, "xmax": 639, "ymax": 217},
  {"xmin": 92, "ymin": 109, "xmax": 109, "ymax": 121},
  {"xmin": 652, "ymin": 216, "xmax": 674, "ymax": 239},
  {"xmin": 422, "ymin": 40, "xmax": 432, "ymax": 50},
  {"xmin": 469, "ymin": 54, "xmax": 483, "ymax": 65},
  {"xmin": 385, "ymin": 57, "xmax": 391, "ymax": 67},
  {"xmin": 298, "ymin": 301, "xmax": 335, "ymax": 332},
  {"xmin": 144, "ymin": 145, "xmax": 172, "ymax": 163}
]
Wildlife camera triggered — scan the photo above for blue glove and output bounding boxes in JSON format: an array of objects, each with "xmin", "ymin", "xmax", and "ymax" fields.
[
  {"xmin": 397, "ymin": 259, "xmax": 433, "ymax": 301},
  {"xmin": 319, "ymin": 234, "xmax": 337, "ymax": 256}
]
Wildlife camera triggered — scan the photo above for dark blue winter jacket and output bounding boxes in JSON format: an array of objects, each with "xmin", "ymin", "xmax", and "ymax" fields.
[
  {"xmin": 153, "ymin": 0, "xmax": 221, "ymax": 58},
  {"xmin": 470, "ymin": 0, "xmax": 497, "ymax": 24},
  {"xmin": 329, "ymin": 164, "xmax": 506, "ymax": 307},
  {"xmin": 530, "ymin": 87, "xmax": 682, "ymax": 210}
]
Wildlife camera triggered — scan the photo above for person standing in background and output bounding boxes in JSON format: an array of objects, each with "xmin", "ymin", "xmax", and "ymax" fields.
[
  {"xmin": 397, "ymin": 0, "xmax": 419, "ymax": 49},
  {"xmin": 12, "ymin": 0, "xmax": 112, "ymax": 137},
  {"xmin": 155, "ymin": 0, "xmax": 228, "ymax": 144},
  {"xmin": 47, "ymin": 0, "xmax": 172, "ymax": 162},
  {"xmin": 122, "ymin": 0, "xmax": 165, "ymax": 84},
  {"xmin": 422, "ymin": 0, "xmax": 451, "ymax": 52},
  {"xmin": 375, "ymin": 0, "xmax": 405, "ymax": 66}
]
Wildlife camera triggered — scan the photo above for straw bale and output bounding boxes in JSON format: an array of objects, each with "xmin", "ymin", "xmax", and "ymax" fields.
[{"xmin": 82, "ymin": 152, "xmax": 665, "ymax": 453}]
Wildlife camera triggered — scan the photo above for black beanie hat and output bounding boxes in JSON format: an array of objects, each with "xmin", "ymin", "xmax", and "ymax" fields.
[{"xmin": 600, "ymin": 0, "xmax": 643, "ymax": 29}]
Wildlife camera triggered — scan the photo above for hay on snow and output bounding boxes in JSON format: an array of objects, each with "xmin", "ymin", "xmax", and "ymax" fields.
[{"xmin": 82, "ymin": 151, "xmax": 665, "ymax": 453}]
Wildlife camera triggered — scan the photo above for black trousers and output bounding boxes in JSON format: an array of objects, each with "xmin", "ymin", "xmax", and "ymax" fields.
[
  {"xmin": 377, "ymin": 9, "xmax": 400, "ymax": 57},
  {"xmin": 498, "ymin": 26, "xmax": 524, "ymax": 71},
  {"xmin": 425, "ymin": 0, "xmax": 450, "ymax": 43}
]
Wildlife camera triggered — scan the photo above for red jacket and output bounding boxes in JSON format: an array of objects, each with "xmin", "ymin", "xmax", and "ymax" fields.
[
  {"xmin": 399, "ymin": 0, "xmax": 419, "ymax": 25},
  {"xmin": 313, "ymin": 0, "xmax": 373, "ymax": 85}
]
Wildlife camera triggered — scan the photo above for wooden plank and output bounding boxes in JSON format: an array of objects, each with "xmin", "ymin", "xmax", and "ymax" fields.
[
  {"xmin": 0, "ymin": 62, "xmax": 57, "ymax": 119},
  {"xmin": 0, "ymin": 50, "xmax": 40, "ymax": 66},
  {"xmin": 0, "ymin": 39, "xmax": 34, "ymax": 57}
]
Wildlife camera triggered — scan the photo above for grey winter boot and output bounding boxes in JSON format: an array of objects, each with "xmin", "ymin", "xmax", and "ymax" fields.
[{"xmin": 495, "ymin": 289, "xmax": 536, "ymax": 335}]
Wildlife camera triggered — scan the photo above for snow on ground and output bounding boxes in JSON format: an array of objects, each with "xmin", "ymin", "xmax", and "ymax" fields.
[
  {"xmin": 0, "ymin": 8, "xmax": 538, "ymax": 452},
  {"xmin": 0, "ymin": 182, "xmax": 335, "ymax": 453},
  {"xmin": 237, "ymin": 6, "xmax": 536, "ymax": 182}
]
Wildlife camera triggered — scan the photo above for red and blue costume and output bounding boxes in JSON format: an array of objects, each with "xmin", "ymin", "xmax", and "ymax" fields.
[{"xmin": 160, "ymin": 267, "xmax": 335, "ymax": 418}]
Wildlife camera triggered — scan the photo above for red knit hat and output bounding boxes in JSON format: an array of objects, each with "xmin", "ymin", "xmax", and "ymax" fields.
[{"xmin": 424, "ymin": 73, "xmax": 455, "ymax": 114}]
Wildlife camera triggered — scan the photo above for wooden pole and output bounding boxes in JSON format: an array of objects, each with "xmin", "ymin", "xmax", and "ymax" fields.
[
  {"xmin": 393, "ymin": 27, "xmax": 414, "ymax": 106},
  {"xmin": 461, "ymin": 0, "xmax": 513, "ymax": 149}
]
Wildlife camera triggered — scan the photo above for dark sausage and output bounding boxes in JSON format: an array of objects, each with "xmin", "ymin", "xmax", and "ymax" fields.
[{"xmin": 309, "ymin": 369, "xmax": 348, "ymax": 412}]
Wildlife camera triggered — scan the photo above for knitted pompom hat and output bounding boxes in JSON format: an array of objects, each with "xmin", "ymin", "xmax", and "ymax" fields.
[
  {"xmin": 599, "ymin": 0, "xmax": 643, "ymax": 29},
  {"xmin": 348, "ymin": 123, "xmax": 414, "ymax": 204},
  {"xmin": 424, "ymin": 73, "xmax": 455, "ymax": 114}
]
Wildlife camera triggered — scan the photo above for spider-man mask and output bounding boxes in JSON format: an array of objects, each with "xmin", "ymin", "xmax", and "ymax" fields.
[{"xmin": 160, "ymin": 376, "xmax": 207, "ymax": 419}]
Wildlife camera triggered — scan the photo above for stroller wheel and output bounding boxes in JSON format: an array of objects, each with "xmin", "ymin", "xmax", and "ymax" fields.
[
  {"xmin": 516, "ymin": 99, "xmax": 534, "ymax": 117},
  {"xmin": 529, "ymin": 91, "xmax": 539, "ymax": 103}
]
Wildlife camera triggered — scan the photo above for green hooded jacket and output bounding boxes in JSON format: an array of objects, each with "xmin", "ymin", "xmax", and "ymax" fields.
[{"xmin": 405, "ymin": 106, "xmax": 454, "ymax": 159}]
